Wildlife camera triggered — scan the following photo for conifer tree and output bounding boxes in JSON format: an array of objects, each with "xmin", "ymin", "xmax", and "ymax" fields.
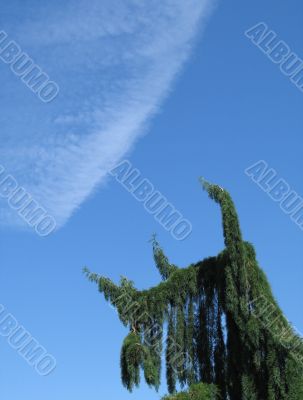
[{"xmin": 84, "ymin": 179, "xmax": 303, "ymax": 399}]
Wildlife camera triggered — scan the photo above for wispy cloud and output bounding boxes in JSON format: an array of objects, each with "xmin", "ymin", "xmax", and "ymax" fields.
[{"xmin": 0, "ymin": 0, "xmax": 215, "ymax": 230}]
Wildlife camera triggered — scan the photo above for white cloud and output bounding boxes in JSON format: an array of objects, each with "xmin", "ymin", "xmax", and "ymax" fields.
[{"xmin": 0, "ymin": 0, "xmax": 215, "ymax": 230}]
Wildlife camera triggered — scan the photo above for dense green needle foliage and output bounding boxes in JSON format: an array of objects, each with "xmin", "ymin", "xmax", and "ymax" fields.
[
  {"xmin": 161, "ymin": 382, "xmax": 218, "ymax": 400},
  {"xmin": 84, "ymin": 179, "xmax": 303, "ymax": 399}
]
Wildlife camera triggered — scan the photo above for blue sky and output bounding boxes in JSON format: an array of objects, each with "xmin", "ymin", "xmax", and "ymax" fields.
[{"xmin": 0, "ymin": 1, "xmax": 302, "ymax": 399}]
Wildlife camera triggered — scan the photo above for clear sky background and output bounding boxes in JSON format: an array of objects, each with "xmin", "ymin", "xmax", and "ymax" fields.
[{"xmin": 0, "ymin": 1, "xmax": 302, "ymax": 399}]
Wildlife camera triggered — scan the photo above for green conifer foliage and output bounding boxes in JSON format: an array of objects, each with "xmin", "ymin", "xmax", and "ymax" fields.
[
  {"xmin": 84, "ymin": 180, "xmax": 303, "ymax": 399},
  {"xmin": 161, "ymin": 382, "xmax": 218, "ymax": 400},
  {"xmin": 166, "ymin": 307, "xmax": 177, "ymax": 394}
]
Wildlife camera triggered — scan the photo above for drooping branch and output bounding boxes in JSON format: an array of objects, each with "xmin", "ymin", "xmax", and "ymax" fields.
[
  {"xmin": 200, "ymin": 178, "xmax": 245, "ymax": 267},
  {"xmin": 152, "ymin": 235, "xmax": 178, "ymax": 280}
]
